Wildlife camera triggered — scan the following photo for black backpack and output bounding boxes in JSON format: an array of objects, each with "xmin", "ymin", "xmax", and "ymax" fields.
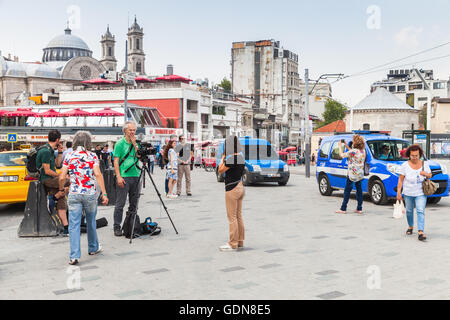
[
  {"xmin": 122, "ymin": 212, "xmax": 142, "ymax": 239},
  {"xmin": 26, "ymin": 145, "xmax": 51, "ymax": 178}
]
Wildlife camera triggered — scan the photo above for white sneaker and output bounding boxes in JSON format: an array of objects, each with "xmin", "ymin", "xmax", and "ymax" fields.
[
  {"xmin": 89, "ymin": 244, "xmax": 102, "ymax": 256},
  {"xmin": 219, "ymin": 243, "xmax": 237, "ymax": 252},
  {"xmin": 168, "ymin": 194, "xmax": 178, "ymax": 199}
]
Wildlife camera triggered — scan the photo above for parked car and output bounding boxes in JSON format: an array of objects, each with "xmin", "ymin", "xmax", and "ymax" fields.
[
  {"xmin": 316, "ymin": 132, "xmax": 450, "ymax": 205},
  {"xmin": 0, "ymin": 150, "xmax": 35, "ymax": 204},
  {"xmin": 216, "ymin": 137, "xmax": 290, "ymax": 186}
]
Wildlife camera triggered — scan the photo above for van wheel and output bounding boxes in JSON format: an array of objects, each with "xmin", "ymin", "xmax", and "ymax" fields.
[
  {"xmin": 278, "ymin": 181, "xmax": 287, "ymax": 186},
  {"xmin": 216, "ymin": 168, "xmax": 224, "ymax": 182},
  {"xmin": 427, "ymin": 197, "xmax": 441, "ymax": 205},
  {"xmin": 242, "ymin": 170, "xmax": 251, "ymax": 186},
  {"xmin": 318, "ymin": 174, "xmax": 332, "ymax": 196},
  {"xmin": 369, "ymin": 179, "xmax": 387, "ymax": 205}
]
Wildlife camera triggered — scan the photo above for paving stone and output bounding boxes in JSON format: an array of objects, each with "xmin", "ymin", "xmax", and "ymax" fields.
[
  {"xmin": 142, "ymin": 268, "xmax": 170, "ymax": 275},
  {"xmin": 80, "ymin": 265, "xmax": 99, "ymax": 271},
  {"xmin": 194, "ymin": 228, "xmax": 210, "ymax": 232},
  {"xmin": 82, "ymin": 275, "xmax": 102, "ymax": 282},
  {"xmin": 265, "ymin": 249, "xmax": 284, "ymax": 253},
  {"xmin": 115, "ymin": 251, "xmax": 140, "ymax": 257},
  {"xmin": 0, "ymin": 259, "xmax": 25, "ymax": 266},
  {"xmin": 53, "ymin": 288, "xmax": 84, "ymax": 295},
  {"xmin": 379, "ymin": 252, "xmax": 399, "ymax": 257},
  {"xmin": 419, "ymin": 278, "xmax": 445, "ymax": 285},
  {"xmin": 312, "ymin": 235, "xmax": 329, "ymax": 239},
  {"xmin": 317, "ymin": 291, "xmax": 346, "ymax": 300},
  {"xmin": 342, "ymin": 236, "xmax": 357, "ymax": 240},
  {"xmin": 221, "ymin": 266, "xmax": 245, "ymax": 272},
  {"xmin": 315, "ymin": 270, "xmax": 339, "ymax": 276},
  {"xmin": 258, "ymin": 263, "xmax": 282, "ymax": 269},
  {"xmin": 114, "ymin": 290, "xmax": 145, "ymax": 298},
  {"xmin": 192, "ymin": 257, "xmax": 214, "ymax": 263},
  {"xmin": 148, "ymin": 252, "xmax": 170, "ymax": 257},
  {"xmin": 50, "ymin": 241, "xmax": 68, "ymax": 245},
  {"xmin": 297, "ymin": 249, "xmax": 318, "ymax": 254}
]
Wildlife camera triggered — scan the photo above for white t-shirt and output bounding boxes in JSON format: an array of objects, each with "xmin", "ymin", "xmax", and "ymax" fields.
[{"xmin": 398, "ymin": 161, "xmax": 431, "ymax": 197}]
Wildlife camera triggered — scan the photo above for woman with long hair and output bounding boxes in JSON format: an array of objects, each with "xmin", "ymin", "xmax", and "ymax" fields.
[
  {"xmin": 164, "ymin": 140, "xmax": 178, "ymax": 199},
  {"xmin": 218, "ymin": 135, "xmax": 246, "ymax": 251},
  {"xmin": 397, "ymin": 144, "xmax": 432, "ymax": 241}
]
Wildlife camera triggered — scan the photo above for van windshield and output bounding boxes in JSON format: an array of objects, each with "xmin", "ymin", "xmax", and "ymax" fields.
[
  {"xmin": 367, "ymin": 140, "xmax": 410, "ymax": 161},
  {"xmin": 244, "ymin": 145, "xmax": 280, "ymax": 161}
]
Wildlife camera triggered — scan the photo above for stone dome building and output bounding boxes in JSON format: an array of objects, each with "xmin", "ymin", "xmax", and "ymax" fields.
[{"xmin": 345, "ymin": 87, "xmax": 420, "ymax": 138}]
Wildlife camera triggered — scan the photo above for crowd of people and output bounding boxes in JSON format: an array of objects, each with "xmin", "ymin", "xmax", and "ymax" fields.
[{"xmin": 4, "ymin": 126, "xmax": 436, "ymax": 266}]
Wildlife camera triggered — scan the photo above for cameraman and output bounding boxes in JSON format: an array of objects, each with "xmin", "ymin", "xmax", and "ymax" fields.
[{"xmin": 113, "ymin": 121, "xmax": 141, "ymax": 237}]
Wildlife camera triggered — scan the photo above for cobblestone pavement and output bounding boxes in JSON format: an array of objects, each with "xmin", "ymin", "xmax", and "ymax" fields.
[{"xmin": 1, "ymin": 167, "xmax": 450, "ymax": 300}]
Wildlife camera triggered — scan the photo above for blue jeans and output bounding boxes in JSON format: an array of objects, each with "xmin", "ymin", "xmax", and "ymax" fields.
[
  {"xmin": 150, "ymin": 161, "xmax": 154, "ymax": 174},
  {"xmin": 68, "ymin": 193, "xmax": 99, "ymax": 260},
  {"xmin": 340, "ymin": 178, "xmax": 363, "ymax": 211},
  {"xmin": 404, "ymin": 195, "xmax": 427, "ymax": 231}
]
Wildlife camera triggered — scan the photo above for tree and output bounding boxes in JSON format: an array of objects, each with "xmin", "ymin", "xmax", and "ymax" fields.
[
  {"xmin": 320, "ymin": 99, "xmax": 347, "ymax": 127},
  {"xmin": 218, "ymin": 78, "xmax": 231, "ymax": 92}
]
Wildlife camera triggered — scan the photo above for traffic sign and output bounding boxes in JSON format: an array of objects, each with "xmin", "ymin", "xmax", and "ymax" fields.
[{"xmin": 7, "ymin": 133, "xmax": 17, "ymax": 143}]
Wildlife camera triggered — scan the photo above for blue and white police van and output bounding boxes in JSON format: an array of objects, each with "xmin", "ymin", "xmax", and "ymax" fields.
[
  {"xmin": 316, "ymin": 131, "xmax": 450, "ymax": 205},
  {"xmin": 216, "ymin": 137, "xmax": 290, "ymax": 186}
]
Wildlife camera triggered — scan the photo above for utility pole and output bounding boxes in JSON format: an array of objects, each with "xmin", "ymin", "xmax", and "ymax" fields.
[
  {"xmin": 304, "ymin": 69, "xmax": 311, "ymax": 178},
  {"xmin": 124, "ymin": 40, "xmax": 129, "ymax": 122},
  {"xmin": 413, "ymin": 68, "xmax": 432, "ymax": 132}
]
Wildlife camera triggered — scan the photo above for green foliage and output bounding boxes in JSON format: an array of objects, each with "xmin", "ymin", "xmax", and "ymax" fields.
[
  {"xmin": 219, "ymin": 78, "xmax": 231, "ymax": 92},
  {"xmin": 19, "ymin": 116, "xmax": 26, "ymax": 126},
  {"xmin": 321, "ymin": 99, "xmax": 347, "ymax": 126},
  {"xmin": 1, "ymin": 115, "xmax": 8, "ymax": 127}
]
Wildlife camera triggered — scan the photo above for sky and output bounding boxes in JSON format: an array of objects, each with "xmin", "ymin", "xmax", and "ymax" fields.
[{"xmin": 1, "ymin": 0, "xmax": 450, "ymax": 107}]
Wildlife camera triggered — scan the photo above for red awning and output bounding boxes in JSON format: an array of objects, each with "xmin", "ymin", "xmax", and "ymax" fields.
[
  {"xmin": 81, "ymin": 78, "xmax": 119, "ymax": 85},
  {"xmin": 135, "ymin": 77, "xmax": 156, "ymax": 83},
  {"xmin": 155, "ymin": 74, "xmax": 192, "ymax": 83},
  {"xmin": 61, "ymin": 108, "xmax": 92, "ymax": 117},
  {"xmin": 37, "ymin": 109, "xmax": 62, "ymax": 118},
  {"xmin": 282, "ymin": 146, "xmax": 297, "ymax": 153},
  {"xmin": 90, "ymin": 108, "xmax": 124, "ymax": 117},
  {"xmin": 5, "ymin": 109, "xmax": 37, "ymax": 117}
]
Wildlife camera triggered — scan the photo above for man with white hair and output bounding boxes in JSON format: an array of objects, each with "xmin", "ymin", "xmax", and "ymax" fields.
[{"xmin": 113, "ymin": 121, "xmax": 141, "ymax": 236}]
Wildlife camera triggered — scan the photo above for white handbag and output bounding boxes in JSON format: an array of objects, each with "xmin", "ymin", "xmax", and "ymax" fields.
[{"xmin": 393, "ymin": 200, "xmax": 405, "ymax": 219}]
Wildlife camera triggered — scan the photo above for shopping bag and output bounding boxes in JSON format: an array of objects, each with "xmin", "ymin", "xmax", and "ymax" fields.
[{"xmin": 393, "ymin": 200, "xmax": 405, "ymax": 219}]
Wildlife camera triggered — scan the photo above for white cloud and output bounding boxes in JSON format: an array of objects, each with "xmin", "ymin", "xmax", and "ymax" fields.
[{"xmin": 394, "ymin": 26, "xmax": 423, "ymax": 48}]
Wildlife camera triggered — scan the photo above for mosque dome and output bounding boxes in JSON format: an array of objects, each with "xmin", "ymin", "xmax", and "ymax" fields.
[{"xmin": 42, "ymin": 27, "xmax": 92, "ymax": 63}]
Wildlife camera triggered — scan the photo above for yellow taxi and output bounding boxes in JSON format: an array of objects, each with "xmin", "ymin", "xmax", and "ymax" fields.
[{"xmin": 0, "ymin": 150, "xmax": 34, "ymax": 204}]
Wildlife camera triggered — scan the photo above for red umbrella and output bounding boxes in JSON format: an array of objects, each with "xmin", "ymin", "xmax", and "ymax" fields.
[
  {"xmin": 135, "ymin": 77, "xmax": 156, "ymax": 83},
  {"xmin": 155, "ymin": 74, "xmax": 192, "ymax": 83},
  {"xmin": 38, "ymin": 109, "xmax": 62, "ymax": 118},
  {"xmin": 81, "ymin": 78, "xmax": 119, "ymax": 85},
  {"xmin": 61, "ymin": 108, "xmax": 92, "ymax": 117},
  {"xmin": 90, "ymin": 108, "xmax": 124, "ymax": 117},
  {"xmin": 5, "ymin": 109, "xmax": 37, "ymax": 117}
]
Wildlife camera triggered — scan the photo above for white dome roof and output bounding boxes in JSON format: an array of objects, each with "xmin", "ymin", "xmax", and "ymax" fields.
[
  {"xmin": 45, "ymin": 28, "xmax": 90, "ymax": 51},
  {"xmin": 4, "ymin": 61, "xmax": 27, "ymax": 77},
  {"xmin": 25, "ymin": 63, "xmax": 60, "ymax": 78},
  {"xmin": 353, "ymin": 87, "xmax": 414, "ymax": 111}
]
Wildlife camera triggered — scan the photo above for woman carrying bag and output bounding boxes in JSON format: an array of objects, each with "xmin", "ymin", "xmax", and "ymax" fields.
[
  {"xmin": 336, "ymin": 135, "xmax": 366, "ymax": 214},
  {"xmin": 396, "ymin": 144, "xmax": 432, "ymax": 241},
  {"xmin": 218, "ymin": 135, "xmax": 246, "ymax": 252}
]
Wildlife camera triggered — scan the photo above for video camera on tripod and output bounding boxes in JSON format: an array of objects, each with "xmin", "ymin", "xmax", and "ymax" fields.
[{"xmin": 136, "ymin": 141, "xmax": 157, "ymax": 159}]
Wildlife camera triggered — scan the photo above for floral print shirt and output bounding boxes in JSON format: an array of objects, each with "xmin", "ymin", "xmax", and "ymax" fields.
[
  {"xmin": 63, "ymin": 147, "xmax": 99, "ymax": 195},
  {"xmin": 342, "ymin": 149, "xmax": 365, "ymax": 182}
]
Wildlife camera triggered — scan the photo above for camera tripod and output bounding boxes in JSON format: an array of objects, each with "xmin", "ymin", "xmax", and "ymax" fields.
[{"xmin": 129, "ymin": 158, "xmax": 179, "ymax": 244}]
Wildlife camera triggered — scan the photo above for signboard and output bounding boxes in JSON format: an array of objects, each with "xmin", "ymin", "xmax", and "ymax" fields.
[
  {"xmin": 431, "ymin": 134, "xmax": 450, "ymax": 159},
  {"xmin": 7, "ymin": 133, "xmax": 17, "ymax": 143}
]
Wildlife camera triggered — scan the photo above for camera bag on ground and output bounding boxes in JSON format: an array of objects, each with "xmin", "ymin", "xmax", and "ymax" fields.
[
  {"xmin": 80, "ymin": 216, "xmax": 108, "ymax": 233},
  {"xmin": 141, "ymin": 217, "xmax": 161, "ymax": 236},
  {"xmin": 122, "ymin": 212, "xmax": 142, "ymax": 239},
  {"xmin": 26, "ymin": 145, "xmax": 52, "ymax": 178}
]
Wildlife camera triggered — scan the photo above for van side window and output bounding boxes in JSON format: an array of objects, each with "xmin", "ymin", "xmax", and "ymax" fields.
[
  {"xmin": 319, "ymin": 142, "xmax": 331, "ymax": 158},
  {"xmin": 330, "ymin": 142, "xmax": 343, "ymax": 160}
]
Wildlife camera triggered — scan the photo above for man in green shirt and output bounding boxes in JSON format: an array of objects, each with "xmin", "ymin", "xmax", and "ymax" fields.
[
  {"xmin": 113, "ymin": 121, "xmax": 141, "ymax": 236},
  {"xmin": 36, "ymin": 129, "xmax": 70, "ymax": 234}
]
